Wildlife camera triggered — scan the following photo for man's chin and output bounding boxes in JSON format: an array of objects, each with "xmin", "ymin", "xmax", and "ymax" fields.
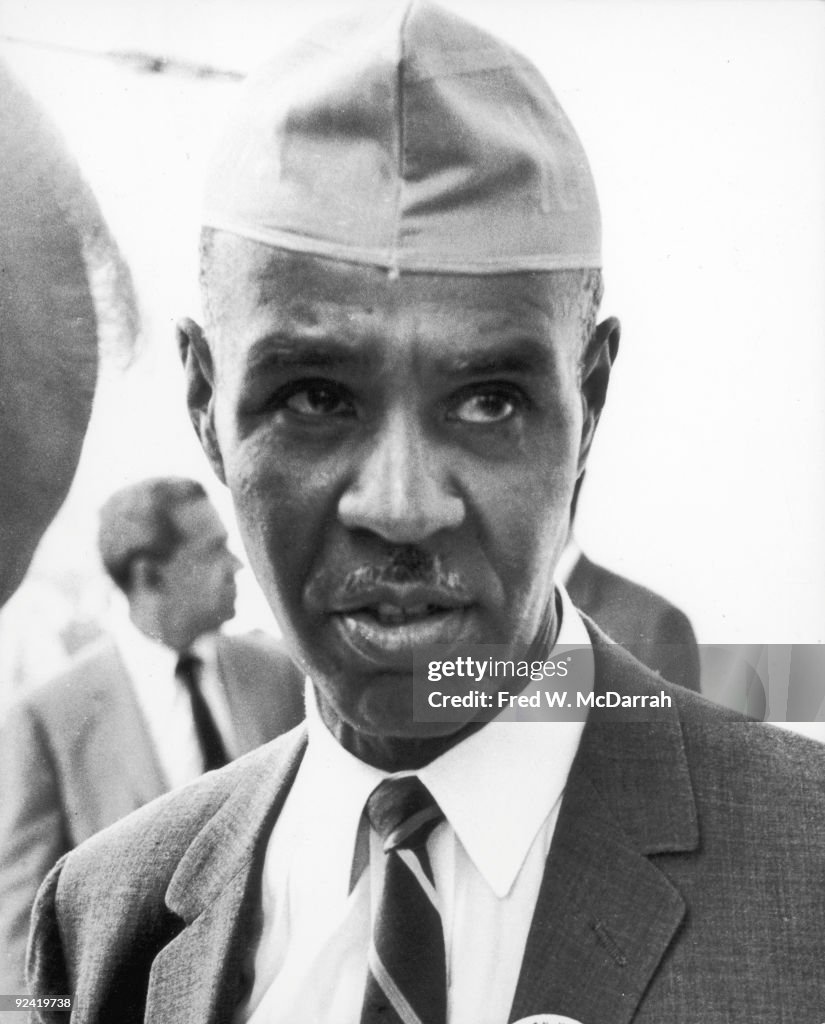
[{"xmin": 327, "ymin": 704, "xmax": 478, "ymax": 770}]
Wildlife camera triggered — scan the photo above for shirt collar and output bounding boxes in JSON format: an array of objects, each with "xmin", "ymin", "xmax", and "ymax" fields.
[
  {"xmin": 301, "ymin": 685, "xmax": 388, "ymax": 897},
  {"xmin": 418, "ymin": 583, "xmax": 591, "ymax": 897},
  {"xmin": 305, "ymin": 584, "xmax": 593, "ymax": 900},
  {"xmin": 110, "ymin": 596, "xmax": 218, "ymax": 680}
]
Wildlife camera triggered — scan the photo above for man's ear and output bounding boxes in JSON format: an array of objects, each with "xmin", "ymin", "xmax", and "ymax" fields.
[
  {"xmin": 176, "ymin": 317, "xmax": 226, "ymax": 484},
  {"xmin": 578, "ymin": 315, "xmax": 620, "ymax": 473},
  {"xmin": 130, "ymin": 556, "xmax": 163, "ymax": 593}
]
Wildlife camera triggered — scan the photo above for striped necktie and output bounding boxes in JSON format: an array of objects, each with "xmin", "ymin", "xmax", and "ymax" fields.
[{"xmin": 360, "ymin": 776, "xmax": 446, "ymax": 1024}]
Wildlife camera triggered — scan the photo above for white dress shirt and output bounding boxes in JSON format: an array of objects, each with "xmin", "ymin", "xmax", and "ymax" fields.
[
  {"xmin": 112, "ymin": 610, "xmax": 238, "ymax": 790},
  {"xmin": 235, "ymin": 585, "xmax": 593, "ymax": 1024}
]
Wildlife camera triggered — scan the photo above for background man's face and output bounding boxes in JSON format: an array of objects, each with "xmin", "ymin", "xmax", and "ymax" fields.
[
  {"xmin": 158, "ymin": 497, "xmax": 240, "ymax": 640},
  {"xmin": 200, "ymin": 238, "xmax": 589, "ymax": 744}
]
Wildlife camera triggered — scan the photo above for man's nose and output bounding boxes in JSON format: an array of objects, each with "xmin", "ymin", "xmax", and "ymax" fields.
[
  {"xmin": 338, "ymin": 411, "xmax": 465, "ymax": 543},
  {"xmin": 227, "ymin": 550, "xmax": 243, "ymax": 574}
]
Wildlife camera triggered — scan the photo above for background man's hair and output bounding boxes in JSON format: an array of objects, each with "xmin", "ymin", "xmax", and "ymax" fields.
[
  {"xmin": 98, "ymin": 477, "xmax": 207, "ymax": 592},
  {"xmin": 198, "ymin": 227, "xmax": 603, "ymax": 347}
]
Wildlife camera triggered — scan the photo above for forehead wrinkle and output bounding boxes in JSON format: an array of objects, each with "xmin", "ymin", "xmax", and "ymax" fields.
[
  {"xmin": 215, "ymin": 295, "xmax": 383, "ymax": 378},
  {"xmin": 256, "ymin": 286, "xmax": 383, "ymax": 335},
  {"xmin": 444, "ymin": 279, "xmax": 579, "ymax": 336},
  {"xmin": 209, "ymin": 243, "xmax": 583, "ymax": 384}
]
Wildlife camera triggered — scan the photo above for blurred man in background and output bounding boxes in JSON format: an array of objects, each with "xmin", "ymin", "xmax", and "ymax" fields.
[{"xmin": 0, "ymin": 477, "xmax": 304, "ymax": 995}]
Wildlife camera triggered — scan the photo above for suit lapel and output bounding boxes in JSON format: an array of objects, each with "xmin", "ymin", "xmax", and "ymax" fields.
[
  {"xmin": 140, "ymin": 628, "xmax": 697, "ymax": 1023},
  {"xmin": 510, "ymin": 631, "xmax": 699, "ymax": 1024},
  {"xmin": 145, "ymin": 727, "xmax": 307, "ymax": 1024}
]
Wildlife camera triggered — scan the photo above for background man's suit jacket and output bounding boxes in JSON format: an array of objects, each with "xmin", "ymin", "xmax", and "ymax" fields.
[
  {"xmin": 0, "ymin": 631, "xmax": 304, "ymax": 996},
  {"xmin": 566, "ymin": 552, "xmax": 701, "ymax": 692},
  {"xmin": 27, "ymin": 625, "xmax": 825, "ymax": 1023}
]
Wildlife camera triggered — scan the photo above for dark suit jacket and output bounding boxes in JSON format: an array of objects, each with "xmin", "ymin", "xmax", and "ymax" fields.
[
  {"xmin": 567, "ymin": 552, "xmax": 701, "ymax": 692},
  {"xmin": 27, "ymin": 625, "xmax": 825, "ymax": 1023},
  {"xmin": 0, "ymin": 632, "xmax": 304, "ymax": 996}
]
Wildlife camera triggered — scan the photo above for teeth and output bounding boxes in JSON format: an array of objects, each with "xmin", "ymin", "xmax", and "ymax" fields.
[{"xmin": 373, "ymin": 602, "xmax": 435, "ymax": 624}]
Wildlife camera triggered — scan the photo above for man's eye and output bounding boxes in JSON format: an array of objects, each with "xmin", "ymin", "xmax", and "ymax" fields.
[
  {"xmin": 452, "ymin": 390, "xmax": 517, "ymax": 424},
  {"xmin": 284, "ymin": 384, "xmax": 352, "ymax": 417}
]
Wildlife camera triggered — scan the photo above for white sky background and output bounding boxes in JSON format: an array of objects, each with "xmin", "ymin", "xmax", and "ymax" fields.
[{"xmin": 1, "ymin": 0, "xmax": 823, "ymax": 648}]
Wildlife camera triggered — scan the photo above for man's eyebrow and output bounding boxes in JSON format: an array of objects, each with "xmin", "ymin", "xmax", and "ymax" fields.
[
  {"xmin": 242, "ymin": 335, "xmax": 369, "ymax": 373},
  {"xmin": 237, "ymin": 332, "xmax": 556, "ymax": 377},
  {"xmin": 435, "ymin": 338, "xmax": 554, "ymax": 377}
]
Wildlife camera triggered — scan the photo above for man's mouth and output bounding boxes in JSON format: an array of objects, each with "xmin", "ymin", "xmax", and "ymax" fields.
[
  {"xmin": 363, "ymin": 601, "xmax": 448, "ymax": 625},
  {"xmin": 328, "ymin": 585, "xmax": 474, "ymax": 662}
]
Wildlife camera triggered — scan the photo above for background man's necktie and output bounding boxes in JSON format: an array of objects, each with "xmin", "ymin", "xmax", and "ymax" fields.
[
  {"xmin": 175, "ymin": 652, "xmax": 229, "ymax": 772},
  {"xmin": 360, "ymin": 776, "xmax": 447, "ymax": 1024}
]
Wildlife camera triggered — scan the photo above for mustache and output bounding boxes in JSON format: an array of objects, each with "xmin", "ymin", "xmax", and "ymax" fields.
[{"xmin": 338, "ymin": 547, "xmax": 466, "ymax": 595}]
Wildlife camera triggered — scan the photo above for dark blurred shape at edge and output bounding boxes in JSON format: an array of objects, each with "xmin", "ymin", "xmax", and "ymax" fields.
[{"xmin": 0, "ymin": 58, "xmax": 140, "ymax": 607}]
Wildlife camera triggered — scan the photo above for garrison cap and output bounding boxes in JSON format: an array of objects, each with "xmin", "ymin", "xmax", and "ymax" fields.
[{"xmin": 203, "ymin": 0, "xmax": 601, "ymax": 274}]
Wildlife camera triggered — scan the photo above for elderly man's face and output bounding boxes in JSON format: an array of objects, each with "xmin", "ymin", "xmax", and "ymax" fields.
[{"xmin": 182, "ymin": 236, "xmax": 613, "ymax": 766}]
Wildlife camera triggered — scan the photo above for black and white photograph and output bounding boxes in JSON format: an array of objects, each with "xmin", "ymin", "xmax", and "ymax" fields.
[{"xmin": 0, "ymin": 1, "xmax": 823, "ymax": 1020}]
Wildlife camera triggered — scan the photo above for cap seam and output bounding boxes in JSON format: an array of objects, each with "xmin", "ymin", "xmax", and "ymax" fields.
[{"xmin": 390, "ymin": 1, "xmax": 416, "ymax": 276}]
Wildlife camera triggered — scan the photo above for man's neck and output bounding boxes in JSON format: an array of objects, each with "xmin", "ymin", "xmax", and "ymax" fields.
[
  {"xmin": 127, "ymin": 602, "xmax": 193, "ymax": 653},
  {"xmin": 318, "ymin": 705, "xmax": 489, "ymax": 772},
  {"xmin": 555, "ymin": 534, "xmax": 581, "ymax": 585}
]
